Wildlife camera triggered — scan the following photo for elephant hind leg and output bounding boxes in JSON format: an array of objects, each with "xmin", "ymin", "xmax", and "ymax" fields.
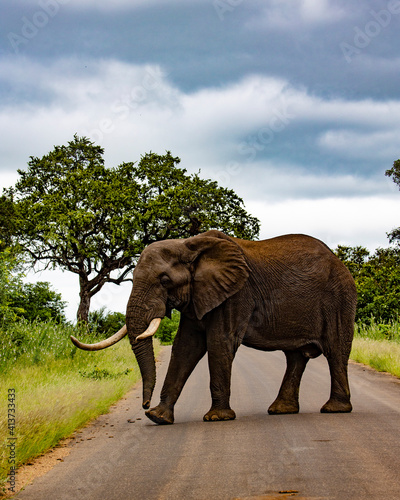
[
  {"xmin": 321, "ymin": 353, "xmax": 352, "ymax": 413},
  {"xmin": 268, "ymin": 350, "xmax": 309, "ymax": 415}
]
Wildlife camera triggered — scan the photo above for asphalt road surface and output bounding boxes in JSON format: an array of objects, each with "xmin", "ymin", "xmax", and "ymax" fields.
[{"xmin": 17, "ymin": 345, "xmax": 400, "ymax": 500}]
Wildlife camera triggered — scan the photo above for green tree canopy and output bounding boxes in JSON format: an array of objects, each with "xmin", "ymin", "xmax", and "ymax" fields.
[
  {"xmin": 334, "ymin": 245, "xmax": 370, "ymax": 277},
  {"xmin": 0, "ymin": 249, "xmax": 65, "ymax": 324},
  {"xmin": 6, "ymin": 135, "xmax": 259, "ymax": 323},
  {"xmin": 355, "ymin": 248, "xmax": 400, "ymax": 323},
  {"xmin": 335, "ymin": 245, "xmax": 400, "ymax": 323},
  {"xmin": 88, "ymin": 307, "xmax": 125, "ymax": 337},
  {"xmin": 9, "ymin": 281, "xmax": 66, "ymax": 323}
]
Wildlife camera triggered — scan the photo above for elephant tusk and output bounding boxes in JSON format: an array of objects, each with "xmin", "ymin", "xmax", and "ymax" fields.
[
  {"xmin": 135, "ymin": 318, "xmax": 162, "ymax": 341},
  {"xmin": 70, "ymin": 324, "xmax": 127, "ymax": 351}
]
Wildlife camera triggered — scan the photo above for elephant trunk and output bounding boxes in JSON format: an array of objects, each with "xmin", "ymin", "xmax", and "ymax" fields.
[
  {"xmin": 132, "ymin": 336, "xmax": 157, "ymax": 409},
  {"xmin": 127, "ymin": 307, "xmax": 164, "ymax": 409}
]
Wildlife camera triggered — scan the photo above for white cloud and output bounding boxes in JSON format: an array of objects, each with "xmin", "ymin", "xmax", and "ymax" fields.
[
  {"xmin": 300, "ymin": 0, "xmax": 345, "ymax": 23},
  {"xmin": 1, "ymin": 57, "xmax": 399, "ymax": 254},
  {"xmin": 301, "ymin": 98, "xmax": 400, "ymax": 129},
  {"xmin": 1, "ymin": 57, "xmax": 399, "ymax": 198},
  {"xmin": 2, "ymin": 57, "xmax": 400, "ymax": 176},
  {"xmin": 318, "ymin": 129, "xmax": 400, "ymax": 161},
  {"xmin": 251, "ymin": 195, "xmax": 400, "ymax": 251},
  {"xmin": 247, "ymin": 0, "xmax": 345, "ymax": 29},
  {"xmin": 206, "ymin": 160, "xmax": 391, "ymax": 201}
]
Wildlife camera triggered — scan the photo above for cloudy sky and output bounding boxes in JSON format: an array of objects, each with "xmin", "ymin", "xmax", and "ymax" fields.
[{"xmin": 1, "ymin": 0, "xmax": 400, "ymax": 318}]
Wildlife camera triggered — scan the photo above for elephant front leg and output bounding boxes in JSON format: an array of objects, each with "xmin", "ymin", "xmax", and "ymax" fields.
[
  {"xmin": 145, "ymin": 320, "xmax": 207, "ymax": 425},
  {"xmin": 268, "ymin": 350, "xmax": 309, "ymax": 415},
  {"xmin": 203, "ymin": 305, "xmax": 252, "ymax": 422},
  {"xmin": 203, "ymin": 342, "xmax": 237, "ymax": 422}
]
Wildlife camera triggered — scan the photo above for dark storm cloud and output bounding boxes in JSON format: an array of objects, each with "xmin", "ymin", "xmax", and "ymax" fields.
[{"xmin": 2, "ymin": 0, "xmax": 400, "ymax": 99}]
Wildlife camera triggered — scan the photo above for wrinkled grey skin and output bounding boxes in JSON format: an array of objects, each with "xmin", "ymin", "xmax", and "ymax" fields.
[{"xmin": 123, "ymin": 230, "xmax": 357, "ymax": 425}]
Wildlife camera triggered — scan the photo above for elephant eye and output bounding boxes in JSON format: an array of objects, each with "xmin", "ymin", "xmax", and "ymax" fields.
[{"xmin": 160, "ymin": 275, "xmax": 172, "ymax": 287}]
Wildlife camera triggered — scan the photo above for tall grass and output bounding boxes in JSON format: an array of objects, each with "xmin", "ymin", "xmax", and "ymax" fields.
[
  {"xmin": 0, "ymin": 319, "xmax": 159, "ymax": 488},
  {"xmin": 354, "ymin": 318, "xmax": 400, "ymax": 343},
  {"xmin": 350, "ymin": 318, "xmax": 400, "ymax": 377},
  {"xmin": 0, "ymin": 319, "xmax": 99, "ymax": 370}
]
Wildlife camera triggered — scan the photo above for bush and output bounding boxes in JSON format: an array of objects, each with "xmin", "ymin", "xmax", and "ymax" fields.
[
  {"xmin": 0, "ymin": 249, "xmax": 67, "ymax": 325},
  {"xmin": 88, "ymin": 307, "xmax": 125, "ymax": 337},
  {"xmin": 9, "ymin": 281, "xmax": 66, "ymax": 323},
  {"xmin": 155, "ymin": 310, "xmax": 180, "ymax": 344},
  {"xmin": 335, "ymin": 245, "xmax": 400, "ymax": 323},
  {"xmin": 355, "ymin": 318, "xmax": 400, "ymax": 343}
]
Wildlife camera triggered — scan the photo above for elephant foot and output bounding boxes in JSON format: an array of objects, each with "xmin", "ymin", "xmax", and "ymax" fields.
[
  {"xmin": 145, "ymin": 404, "xmax": 174, "ymax": 425},
  {"xmin": 268, "ymin": 399, "xmax": 299, "ymax": 415},
  {"xmin": 320, "ymin": 398, "xmax": 352, "ymax": 413},
  {"xmin": 203, "ymin": 408, "xmax": 236, "ymax": 422}
]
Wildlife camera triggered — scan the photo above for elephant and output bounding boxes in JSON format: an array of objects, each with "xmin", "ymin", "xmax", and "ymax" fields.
[{"xmin": 71, "ymin": 230, "xmax": 357, "ymax": 425}]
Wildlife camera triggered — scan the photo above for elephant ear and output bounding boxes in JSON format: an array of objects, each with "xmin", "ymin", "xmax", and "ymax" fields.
[{"xmin": 184, "ymin": 233, "xmax": 250, "ymax": 320}]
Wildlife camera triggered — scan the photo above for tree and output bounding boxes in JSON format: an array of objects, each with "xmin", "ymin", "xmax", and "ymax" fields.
[
  {"xmin": 385, "ymin": 158, "xmax": 400, "ymax": 186},
  {"xmin": 0, "ymin": 249, "xmax": 65, "ymax": 324},
  {"xmin": 335, "ymin": 159, "xmax": 400, "ymax": 322},
  {"xmin": 335, "ymin": 244, "xmax": 400, "ymax": 323},
  {"xmin": 9, "ymin": 281, "xmax": 66, "ymax": 323},
  {"xmin": 88, "ymin": 307, "xmax": 125, "ymax": 337},
  {"xmin": 334, "ymin": 245, "xmax": 369, "ymax": 277},
  {"xmin": 386, "ymin": 159, "xmax": 400, "ymax": 244},
  {"xmin": 0, "ymin": 248, "xmax": 24, "ymax": 323},
  {"xmin": 355, "ymin": 247, "xmax": 400, "ymax": 323},
  {"xmin": 8, "ymin": 135, "xmax": 259, "ymax": 323},
  {"xmin": 0, "ymin": 195, "xmax": 17, "ymax": 252}
]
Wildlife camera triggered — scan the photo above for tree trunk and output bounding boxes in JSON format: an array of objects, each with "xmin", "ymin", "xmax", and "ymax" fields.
[{"xmin": 77, "ymin": 277, "xmax": 91, "ymax": 324}]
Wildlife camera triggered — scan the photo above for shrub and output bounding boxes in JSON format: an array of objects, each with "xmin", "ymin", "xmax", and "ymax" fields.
[
  {"xmin": 9, "ymin": 281, "xmax": 66, "ymax": 323},
  {"xmin": 355, "ymin": 318, "xmax": 400, "ymax": 343},
  {"xmin": 88, "ymin": 307, "xmax": 125, "ymax": 337},
  {"xmin": 155, "ymin": 310, "xmax": 180, "ymax": 344}
]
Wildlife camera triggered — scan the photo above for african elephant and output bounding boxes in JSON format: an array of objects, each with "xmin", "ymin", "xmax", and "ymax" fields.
[{"xmin": 71, "ymin": 230, "xmax": 357, "ymax": 424}]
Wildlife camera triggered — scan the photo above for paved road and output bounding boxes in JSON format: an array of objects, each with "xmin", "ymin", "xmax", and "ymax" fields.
[{"xmin": 17, "ymin": 345, "xmax": 400, "ymax": 500}]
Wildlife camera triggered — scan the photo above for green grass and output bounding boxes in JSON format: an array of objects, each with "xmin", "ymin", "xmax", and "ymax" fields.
[
  {"xmin": 1, "ymin": 316, "xmax": 400, "ymax": 492},
  {"xmin": 350, "ymin": 319, "xmax": 400, "ymax": 377},
  {"xmin": 0, "ymin": 319, "xmax": 159, "ymax": 488},
  {"xmin": 351, "ymin": 337, "xmax": 400, "ymax": 377}
]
